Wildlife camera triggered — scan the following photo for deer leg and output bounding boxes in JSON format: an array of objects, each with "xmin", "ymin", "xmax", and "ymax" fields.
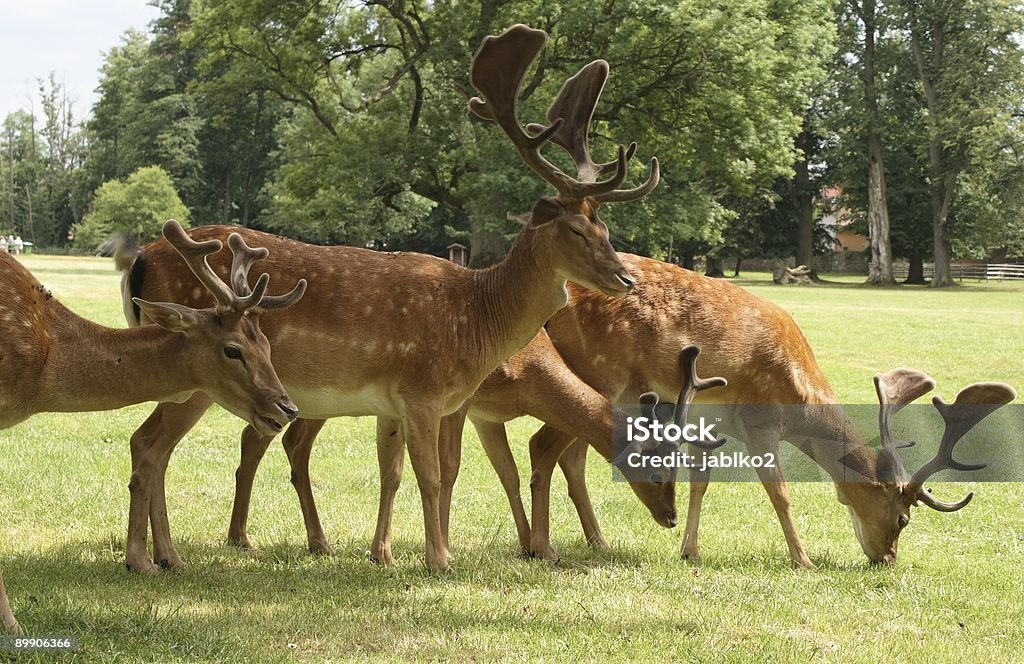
[
  {"xmin": 280, "ymin": 419, "xmax": 332, "ymax": 555},
  {"xmin": 473, "ymin": 419, "xmax": 531, "ymax": 554},
  {"xmin": 558, "ymin": 439, "xmax": 609, "ymax": 549},
  {"xmin": 438, "ymin": 408, "xmax": 467, "ymax": 551},
  {"xmin": 128, "ymin": 395, "xmax": 211, "ymax": 573},
  {"xmin": 149, "ymin": 443, "xmax": 185, "ymax": 571},
  {"xmin": 528, "ymin": 424, "xmax": 579, "ymax": 562},
  {"xmin": 370, "ymin": 416, "xmax": 405, "ymax": 566},
  {"xmin": 681, "ymin": 447, "xmax": 712, "ymax": 562},
  {"xmin": 748, "ymin": 436, "xmax": 816, "ymax": 570},
  {"xmin": 403, "ymin": 407, "xmax": 449, "ymax": 571},
  {"xmin": 226, "ymin": 425, "xmax": 276, "ymax": 550},
  {"xmin": 0, "ymin": 573, "xmax": 18, "ymax": 634}
]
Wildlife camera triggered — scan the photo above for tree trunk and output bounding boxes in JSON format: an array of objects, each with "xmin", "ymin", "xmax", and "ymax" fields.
[
  {"xmin": 705, "ymin": 256, "xmax": 726, "ymax": 278},
  {"xmin": 932, "ymin": 210, "xmax": 954, "ymax": 287},
  {"xmin": 794, "ymin": 129, "xmax": 815, "ymax": 268},
  {"xmin": 862, "ymin": 0, "xmax": 895, "ymax": 286},
  {"xmin": 733, "ymin": 257, "xmax": 742, "ymax": 277},
  {"xmin": 905, "ymin": 255, "xmax": 926, "ymax": 284},
  {"xmin": 908, "ymin": 13, "xmax": 956, "ymax": 288},
  {"xmin": 681, "ymin": 254, "xmax": 695, "ymax": 270},
  {"xmin": 468, "ymin": 216, "xmax": 506, "ymax": 267}
]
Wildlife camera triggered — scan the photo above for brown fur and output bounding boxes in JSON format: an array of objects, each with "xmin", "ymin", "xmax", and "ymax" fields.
[{"xmin": 121, "ymin": 204, "xmax": 635, "ymax": 571}]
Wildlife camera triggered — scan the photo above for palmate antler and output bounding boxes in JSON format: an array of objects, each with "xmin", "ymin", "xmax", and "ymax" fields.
[
  {"xmin": 161, "ymin": 220, "xmax": 305, "ymax": 314},
  {"xmin": 873, "ymin": 368, "xmax": 1017, "ymax": 511},
  {"xmin": 467, "ymin": 24, "xmax": 659, "ymax": 203}
]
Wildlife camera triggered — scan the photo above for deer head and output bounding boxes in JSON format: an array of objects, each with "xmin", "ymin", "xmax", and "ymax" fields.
[
  {"xmin": 840, "ymin": 368, "xmax": 1016, "ymax": 564},
  {"xmin": 614, "ymin": 345, "xmax": 728, "ymax": 526},
  {"xmin": 138, "ymin": 220, "xmax": 306, "ymax": 435},
  {"xmin": 467, "ymin": 25, "xmax": 659, "ymax": 296}
]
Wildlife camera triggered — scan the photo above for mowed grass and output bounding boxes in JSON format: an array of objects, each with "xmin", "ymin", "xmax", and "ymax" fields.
[{"xmin": 2, "ymin": 255, "xmax": 1023, "ymax": 662}]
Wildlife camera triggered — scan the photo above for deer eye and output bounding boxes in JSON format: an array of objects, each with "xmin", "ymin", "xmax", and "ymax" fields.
[
  {"xmin": 898, "ymin": 515, "xmax": 909, "ymax": 530},
  {"xmin": 224, "ymin": 346, "xmax": 243, "ymax": 360},
  {"xmin": 570, "ymin": 227, "xmax": 587, "ymax": 241}
]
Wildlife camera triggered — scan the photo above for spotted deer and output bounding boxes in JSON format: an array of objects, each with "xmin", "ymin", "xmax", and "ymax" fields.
[
  {"xmin": 196, "ymin": 41, "xmax": 1015, "ymax": 568},
  {"xmin": 509, "ymin": 262, "xmax": 1016, "ymax": 567},
  {"xmin": 0, "ymin": 220, "xmax": 304, "ymax": 633},
  {"xmin": 164, "ymin": 23, "xmax": 1012, "ymax": 569},
  {"xmin": 277, "ymin": 256, "xmax": 1014, "ymax": 569},
  {"xmin": 115, "ymin": 24, "xmax": 660, "ymax": 573}
]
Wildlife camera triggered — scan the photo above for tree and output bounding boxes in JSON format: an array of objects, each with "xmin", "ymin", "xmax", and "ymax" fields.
[
  {"xmin": 898, "ymin": 0, "xmax": 1024, "ymax": 286},
  {"xmin": 833, "ymin": 0, "xmax": 897, "ymax": 285},
  {"xmin": 186, "ymin": 0, "xmax": 835, "ymax": 261},
  {"xmin": 73, "ymin": 166, "xmax": 189, "ymax": 249}
]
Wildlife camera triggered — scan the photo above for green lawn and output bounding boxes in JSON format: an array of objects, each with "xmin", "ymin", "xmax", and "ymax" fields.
[{"xmin": 2, "ymin": 256, "xmax": 1023, "ymax": 662}]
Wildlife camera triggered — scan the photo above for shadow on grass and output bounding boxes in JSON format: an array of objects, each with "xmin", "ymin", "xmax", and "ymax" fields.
[
  {"xmin": 730, "ymin": 273, "xmax": 1024, "ymax": 293},
  {"xmin": 4, "ymin": 536, "xmax": 746, "ymax": 661}
]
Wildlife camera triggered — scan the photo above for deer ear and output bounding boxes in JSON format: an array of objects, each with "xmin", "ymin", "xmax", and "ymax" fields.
[
  {"xmin": 528, "ymin": 197, "xmax": 564, "ymax": 228},
  {"xmin": 133, "ymin": 298, "xmax": 201, "ymax": 333}
]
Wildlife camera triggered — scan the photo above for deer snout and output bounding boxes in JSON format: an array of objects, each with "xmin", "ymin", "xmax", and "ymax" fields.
[
  {"xmin": 869, "ymin": 552, "xmax": 897, "ymax": 567},
  {"xmin": 664, "ymin": 510, "xmax": 678, "ymax": 528},
  {"xmin": 277, "ymin": 398, "xmax": 299, "ymax": 422},
  {"xmin": 615, "ymin": 271, "xmax": 636, "ymax": 293}
]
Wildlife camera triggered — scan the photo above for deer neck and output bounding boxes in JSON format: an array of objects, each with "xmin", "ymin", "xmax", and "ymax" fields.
[
  {"xmin": 472, "ymin": 227, "xmax": 568, "ymax": 365},
  {"xmin": 37, "ymin": 306, "xmax": 196, "ymax": 413},
  {"xmin": 788, "ymin": 405, "xmax": 880, "ymax": 485}
]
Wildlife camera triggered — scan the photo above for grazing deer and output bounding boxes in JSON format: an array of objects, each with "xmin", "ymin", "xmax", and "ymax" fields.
[
  {"xmin": 116, "ymin": 24, "xmax": 660, "ymax": 573},
  {"xmin": 0, "ymin": 220, "xmax": 304, "ymax": 633},
  {"xmin": 509, "ymin": 261, "xmax": 1016, "ymax": 567},
  {"xmin": 226, "ymin": 329, "xmax": 681, "ymax": 565}
]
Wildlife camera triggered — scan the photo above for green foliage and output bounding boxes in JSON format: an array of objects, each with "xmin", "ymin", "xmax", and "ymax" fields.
[
  {"xmin": 73, "ymin": 166, "xmax": 189, "ymax": 249},
  {"xmin": 184, "ymin": 0, "xmax": 835, "ymax": 256},
  {"xmin": 827, "ymin": 0, "xmax": 1024, "ymax": 266}
]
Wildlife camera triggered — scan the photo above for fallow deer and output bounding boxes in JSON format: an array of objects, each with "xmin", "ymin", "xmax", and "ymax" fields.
[
  {"xmin": 116, "ymin": 24, "xmax": 660, "ymax": 573},
  {"xmin": 225, "ymin": 329, "xmax": 681, "ymax": 565},
  {"xmin": 0, "ymin": 220, "xmax": 304, "ymax": 633},
  {"xmin": 210, "ymin": 37, "xmax": 1016, "ymax": 569},
  {"xmin": 506, "ymin": 263, "xmax": 1016, "ymax": 567}
]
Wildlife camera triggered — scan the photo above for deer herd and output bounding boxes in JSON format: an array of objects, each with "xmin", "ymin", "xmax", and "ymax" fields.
[{"xmin": 0, "ymin": 25, "xmax": 1016, "ymax": 634}]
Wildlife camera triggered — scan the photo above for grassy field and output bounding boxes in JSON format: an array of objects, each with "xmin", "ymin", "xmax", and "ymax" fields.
[{"xmin": 2, "ymin": 255, "xmax": 1023, "ymax": 662}]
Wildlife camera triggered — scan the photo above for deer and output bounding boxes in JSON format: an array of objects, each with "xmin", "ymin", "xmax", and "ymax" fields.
[
  {"xmin": 224, "ymin": 329, "xmax": 682, "ymax": 565},
  {"xmin": 113, "ymin": 23, "xmax": 660, "ymax": 574},
  {"xmin": 496, "ymin": 262, "xmax": 1016, "ymax": 567},
  {"xmin": 0, "ymin": 220, "xmax": 305, "ymax": 633},
  {"xmin": 200, "ymin": 36, "xmax": 1016, "ymax": 568},
  {"xmin": 334, "ymin": 259, "xmax": 1012, "ymax": 569}
]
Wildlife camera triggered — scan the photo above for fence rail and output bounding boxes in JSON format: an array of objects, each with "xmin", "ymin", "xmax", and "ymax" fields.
[{"xmin": 891, "ymin": 262, "xmax": 1024, "ymax": 281}]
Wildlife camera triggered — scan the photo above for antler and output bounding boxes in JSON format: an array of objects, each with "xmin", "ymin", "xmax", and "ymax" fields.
[
  {"xmin": 226, "ymin": 233, "xmax": 307, "ymax": 311},
  {"xmin": 904, "ymin": 382, "xmax": 1016, "ymax": 511},
  {"xmin": 674, "ymin": 345, "xmax": 728, "ymax": 450},
  {"xmin": 873, "ymin": 368, "xmax": 936, "ymax": 483},
  {"xmin": 525, "ymin": 60, "xmax": 660, "ymax": 203},
  {"xmin": 163, "ymin": 220, "xmax": 306, "ymax": 314},
  {"xmin": 611, "ymin": 345, "xmax": 727, "ymax": 472},
  {"xmin": 468, "ymin": 24, "xmax": 656, "ymax": 202}
]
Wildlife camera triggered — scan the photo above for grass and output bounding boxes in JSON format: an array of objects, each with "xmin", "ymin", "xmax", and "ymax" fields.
[{"xmin": 2, "ymin": 256, "xmax": 1023, "ymax": 662}]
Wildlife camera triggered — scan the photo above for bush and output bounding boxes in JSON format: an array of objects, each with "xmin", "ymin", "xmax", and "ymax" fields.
[{"xmin": 74, "ymin": 166, "xmax": 189, "ymax": 250}]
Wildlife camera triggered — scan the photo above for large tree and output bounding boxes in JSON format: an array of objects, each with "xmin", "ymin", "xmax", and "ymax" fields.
[
  {"xmin": 897, "ymin": 0, "xmax": 1024, "ymax": 286},
  {"xmin": 185, "ymin": 0, "xmax": 834, "ymax": 262}
]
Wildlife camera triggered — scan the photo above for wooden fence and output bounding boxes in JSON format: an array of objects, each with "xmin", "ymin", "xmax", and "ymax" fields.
[{"xmin": 891, "ymin": 262, "xmax": 1024, "ymax": 281}]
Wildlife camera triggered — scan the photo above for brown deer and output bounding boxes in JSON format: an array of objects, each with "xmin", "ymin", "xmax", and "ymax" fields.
[
  {"xmin": 115, "ymin": 24, "xmax": 660, "ymax": 573},
  {"xmin": 208, "ymin": 48, "xmax": 1016, "ymax": 568},
  {"xmin": 224, "ymin": 330, "xmax": 682, "ymax": 565},
  {"xmin": 0, "ymin": 220, "xmax": 304, "ymax": 633},
  {"xmin": 498, "ymin": 263, "xmax": 1016, "ymax": 567}
]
